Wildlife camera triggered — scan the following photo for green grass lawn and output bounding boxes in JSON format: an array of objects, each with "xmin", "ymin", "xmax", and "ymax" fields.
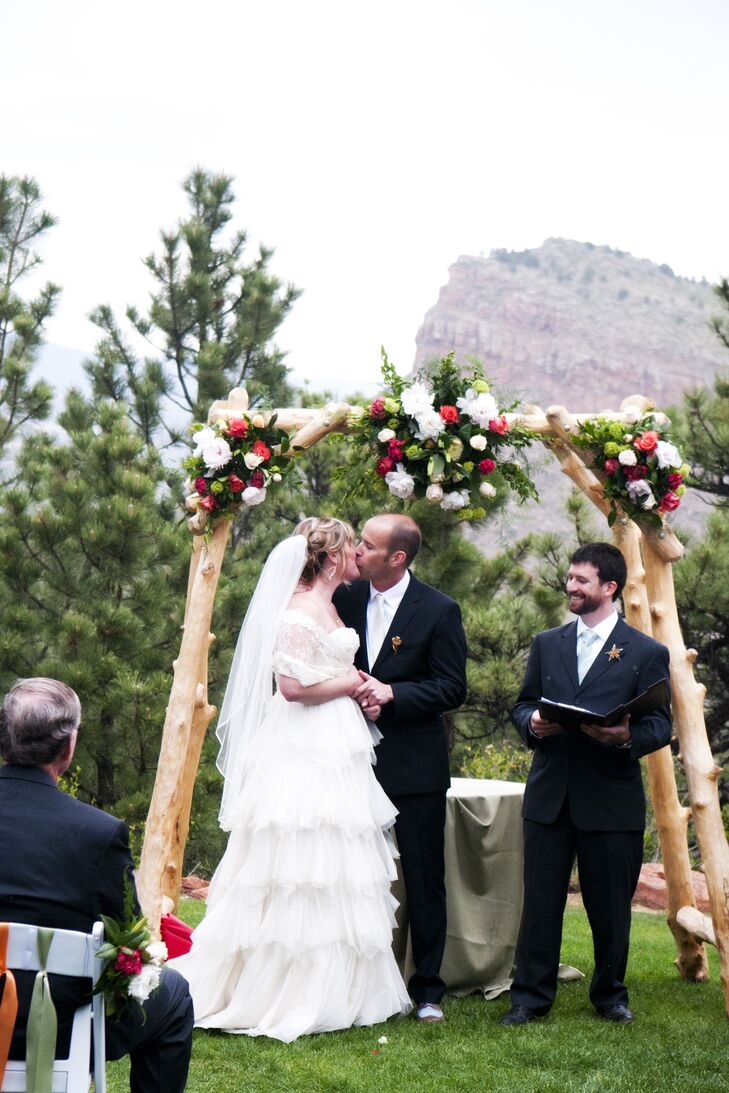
[{"xmin": 107, "ymin": 901, "xmax": 727, "ymax": 1093}]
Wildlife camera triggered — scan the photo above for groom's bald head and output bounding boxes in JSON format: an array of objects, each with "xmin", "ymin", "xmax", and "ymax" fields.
[{"xmin": 356, "ymin": 514, "xmax": 421, "ymax": 588}]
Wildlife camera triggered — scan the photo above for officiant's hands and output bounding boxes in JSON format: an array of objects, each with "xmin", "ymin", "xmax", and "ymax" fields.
[
  {"xmin": 580, "ymin": 714, "xmax": 631, "ymax": 746},
  {"xmin": 529, "ymin": 712, "xmax": 563, "ymax": 738},
  {"xmin": 355, "ymin": 671, "xmax": 393, "ymax": 714}
]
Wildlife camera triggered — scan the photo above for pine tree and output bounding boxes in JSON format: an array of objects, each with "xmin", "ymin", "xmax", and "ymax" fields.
[
  {"xmin": 0, "ymin": 176, "xmax": 56, "ymax": 460},
  {"xmin": 86, "ymin": 169, "xmax": 300, "ymax": 449},
  {"xmin": 0, "ymin": 393, "xmax": 188, "ymax": 811}
]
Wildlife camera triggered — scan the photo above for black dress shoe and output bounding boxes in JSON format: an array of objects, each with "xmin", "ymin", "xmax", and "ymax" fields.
[
  {"xmin": 500, "ymin": 1005, "xmax": 542, "ymax": 1026},
  {"xmin": 597, "ymin": 1004, "xmax": 635, "ymax": 1023}
]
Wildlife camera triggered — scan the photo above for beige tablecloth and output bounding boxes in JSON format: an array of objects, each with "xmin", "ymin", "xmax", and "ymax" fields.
[{"xmin": 393, "ymin": 777, "xmax": 525, "ymax": 999}]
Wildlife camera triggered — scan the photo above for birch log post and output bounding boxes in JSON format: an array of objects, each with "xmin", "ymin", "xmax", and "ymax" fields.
[{"xmin": 642, "ymin": 536, "xmax": 729, "ymax": 1016}]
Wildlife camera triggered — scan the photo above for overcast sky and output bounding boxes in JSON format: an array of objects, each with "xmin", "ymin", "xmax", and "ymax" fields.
[{"xmin": 3, "ymin": 0, "xmax": 728, "ymax": 397}]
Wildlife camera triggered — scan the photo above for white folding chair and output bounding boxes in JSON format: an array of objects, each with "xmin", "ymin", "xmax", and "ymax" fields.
[{"xmin": 1, "ymin": 921, "xmax": 106, "ymax": 1093}]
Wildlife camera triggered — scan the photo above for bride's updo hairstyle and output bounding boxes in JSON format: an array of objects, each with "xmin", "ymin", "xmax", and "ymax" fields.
[{"xmin": 295, "ymin": 517, "xmax": 355, "ymax": 584}]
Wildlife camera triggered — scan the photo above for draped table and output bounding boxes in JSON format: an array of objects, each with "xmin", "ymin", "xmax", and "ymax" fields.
[{"xmin": 392, "ymin": 777, "xmax": 525, "ymax": 998}]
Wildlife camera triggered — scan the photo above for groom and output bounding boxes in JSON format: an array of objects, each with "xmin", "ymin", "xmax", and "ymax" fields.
[{"xmin": 333, "ymin": 513, "xmax": 468, "ymax": 1021}]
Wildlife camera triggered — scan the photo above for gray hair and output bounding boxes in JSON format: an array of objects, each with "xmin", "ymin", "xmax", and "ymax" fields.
[{"xmin": 0, "ymin": 678, "xmax": 81, "ymax": 766}]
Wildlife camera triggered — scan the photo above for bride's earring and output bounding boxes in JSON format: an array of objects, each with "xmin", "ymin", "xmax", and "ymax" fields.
[{"xmin": 325, "ymin": 565, "xmax": 337, "ymax": 582}]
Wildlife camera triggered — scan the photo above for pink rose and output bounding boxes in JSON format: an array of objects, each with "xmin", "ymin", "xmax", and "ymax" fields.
[
  {"xmin": 658, "ymin": 491, "xmax": 681, "ymax": 512},
  {"xmin": 252, "ymin": 440, "xmax": 271, "ymax": 461},
  {"xmin": 438, "ymin": 405, "xmax": 459, "ymax": 424},
  {"xmin": 377, "ymin": 456, "xmax": 395, "ymax": 476},
  {"xmin": 634, "ymin": 430, "xmax": 659, "ymax": 452},
  {"xmin": 369, "ymin": 399, "xmax": 387, "ymax": 420},
  {"xmin": 488, "ymin": 416, "xmax": 509, "ymax": 435},
  {"xmin": 228, "ymin": 474, "xmax": 245, "ymax": 493},
  {"xmin": 199, "ymin": 494, "xmax": 217, "ymax": 512},
  {"xmin": 666, "ymin": 472, "xmax": 683, "ymax": 489},
  {"xmin": 226, "ymin": 417, "xmax": 248, "ymax": 438},
  {"xmin": 604, "ymin": 458, "xmax": 619, "ymax": 475}
]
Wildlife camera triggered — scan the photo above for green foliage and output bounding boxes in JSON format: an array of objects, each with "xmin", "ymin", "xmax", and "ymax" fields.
[
  {"xmin": 0, "ymin": 175, "xmax": 56, "ymax": 459},
  {"xmin": 671, "ymin": 372, "xmax": 729, "ymax": 505},
  {"xmin": 86, "ymin": 169, "xmax": 300, "ymax": 449},
  {"xmin": 458, "ymin": 740, "xmax": 532, "ymax": 782}
]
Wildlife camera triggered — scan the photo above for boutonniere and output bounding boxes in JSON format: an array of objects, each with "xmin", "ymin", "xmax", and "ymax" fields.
[
  {"xmin": 391, "ymin": 636, "xmax": 402, "ymax": 655},
  {"xmin": 606, "ymin": 643, "xmax": 623, "ymax": 662}
]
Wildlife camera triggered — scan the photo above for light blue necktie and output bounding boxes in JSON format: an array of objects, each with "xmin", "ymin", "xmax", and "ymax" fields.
[{"xmin": 577, "ymin": 628, "xmax": 600, "ymax": 684}]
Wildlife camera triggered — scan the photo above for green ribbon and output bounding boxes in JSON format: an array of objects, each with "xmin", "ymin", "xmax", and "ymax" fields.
[{"xmin": 25, "ymin": 927, "xmax": 57, "ymax": 1093}]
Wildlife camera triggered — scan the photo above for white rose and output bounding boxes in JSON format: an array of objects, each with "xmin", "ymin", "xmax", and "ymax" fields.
[
  {"xmin": 384, "ymin": 463, "xmax": 416, "ymax": 499},
  {"xmin": 192, "ymin": 426, "xmax": 216, "ymax": 451},
  {"xmin": 201, "ymin": 438, "xmax": 232, "ymax": 470},
  {"xmin": 242, "ymin": 486, "xmax": 267, "ymax": 506},
  {"xmin": 401, "ymin": 382, "xmax": 434, "ymax": 417},
  {"xmin": 469, "ymin": 434, "xmax": 487, "ymax": 451},
  {"xmin": 272, "ymin": 472, "xmax": 282, "ymax": 483},
  {"xmin": 414, "ymin": 409, "xmax": 446, "ymax": 441},
  {"xmin": 654, "ymin": 440, "xmax": 682, "ymax": 470},
  {"xmin": 618, "ymin": 449, "xmax": 637, "ymax": 466},
  {"xmin": 244, "ymin": 452, "xmax": 264, "ymax": 470},
  {"xmin": 377, "ymin": 428, "xmax": 396, "ymax": 443},
  {"xmin": 145, "ymin": 941, "xmax": 168, "ymax": 965},
  {"xmin": 440, "ymin": 489, "xmax": 470, "ymax": 511},
  {"xmin": 426, "ymin": 483, "xmax": 444, "ymax": 502},
  {"xmin": 127, "ymin": 964, "xmax": 161, "ymax": 1003},
  {"xmin": 479, "ymin": 482, "xmax": 497, "ymax": 498}
]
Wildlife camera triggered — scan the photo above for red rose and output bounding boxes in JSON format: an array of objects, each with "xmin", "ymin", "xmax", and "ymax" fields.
[
  {"xmin": 114, "ymin": 949, "xmax": 143, "ymax": 976},
  {"xmin": 667, "ymin": 472, "xmax": 683, "ymax": 489},
  {"xmin": 228, "ymin": 474, "xmax": 245, "ymax": 493},
  {"xmin": 624, "ymin": 464, "xmax": 648, "ymax": 481},
  {"xmin": 194, "ymin": 476, "xmax": 208, "ymax": 494},
  {"xmin": 634, "ymin": 430, "xmax": 659, "ymax": 452},
  {"xmin": 478, "ymin": 458, "xmax": 496, "ymax": 475},
  {"xmin": 376, "ymin": 456, "xmax": 395, "ymax": 476},
  {"xmin": 252, "ymin": 439, "xmax": 271, "ymax": 461},
  {"xmin": 438, "ymin": 404, "xmax": 459, "ymax": 424},
  {"xmin": 604, "ymin": 458, "xmax": 619, "ymax": 475},
  {"xmin": 488, "ymin": 416, "xmax": 509, "ymax": 435},
  {"xmin": 369, "ymin": 399, "xmax": 387, "ymax": 420},
  {"xmin": 226, "ymin": 417, "xmax": 248, "ymax": 438},
  {"xmin": 250, "ymin": 470, "xmax": 265, "ymax": 488},
  {"xmin": 658, "ymin": 491, "xmax": 681, "ymax": 512},
  {"xmin": 199, "ymin": 494, "xmax": 217, "ymax": 512}
]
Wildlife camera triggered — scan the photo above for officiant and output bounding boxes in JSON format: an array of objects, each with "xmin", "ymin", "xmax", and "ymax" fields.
[{"xmin": 501, "ymin": 542, "xmax": 671, "ymax": 1027}]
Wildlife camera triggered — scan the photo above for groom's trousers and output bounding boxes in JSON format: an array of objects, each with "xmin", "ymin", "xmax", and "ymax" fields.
[{"xmin": 391, "ymin": 790, "xmax": 448, "ymax": 1005}]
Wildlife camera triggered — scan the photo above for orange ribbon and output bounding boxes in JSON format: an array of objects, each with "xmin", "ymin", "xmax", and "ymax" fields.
[{"xmin": 0, "ymin": 922, "xmax": 19, "ymax": 1084}]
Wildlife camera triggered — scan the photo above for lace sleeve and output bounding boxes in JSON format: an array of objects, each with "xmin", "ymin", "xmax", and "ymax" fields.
[{"xmin": 273, "ymin": 620, "xmax": 337, "ymax": 686}]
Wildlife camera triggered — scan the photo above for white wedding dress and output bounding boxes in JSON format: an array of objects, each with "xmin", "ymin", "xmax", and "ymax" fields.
[{"xmin": 170, "ymin": 610, "xmax": 411, "ymax": 1041}]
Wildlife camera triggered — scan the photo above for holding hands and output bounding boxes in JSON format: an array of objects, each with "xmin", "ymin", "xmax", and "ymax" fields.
[{"xmin": 353, "ymin": 670, "xmax": 394, "ymax": 721}]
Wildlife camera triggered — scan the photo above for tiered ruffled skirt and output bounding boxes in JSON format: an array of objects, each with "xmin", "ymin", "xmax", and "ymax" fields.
[{"xmin": 169, "ymin": 692, "xmax": 411, "ymax": 1041}]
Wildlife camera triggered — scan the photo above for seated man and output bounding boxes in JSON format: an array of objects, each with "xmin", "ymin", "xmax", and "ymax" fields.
[{"xmin": 0, "ymin": 677, "xmax": 193, "ymax": 1092}]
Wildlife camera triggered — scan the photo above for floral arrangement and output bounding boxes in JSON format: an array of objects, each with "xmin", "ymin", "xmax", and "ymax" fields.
[
  {"xmin": 183, "ymin": 411, "xmax": 294, "ymax": 535},
  {"xmin": 572, "ymin": 408, "xmax": 688, "ymax": 529},
  {"xmin": 342, "ymin": 351, "xmax": 537, "ymax": 520},
  {"xmin": 95, "ymin": 882, "xmax": 168, "ymax": 1018}
]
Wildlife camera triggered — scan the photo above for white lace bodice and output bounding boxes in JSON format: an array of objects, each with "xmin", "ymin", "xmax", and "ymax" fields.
[{"xmin": 272, "ymin": 609, "xmax": 360, "ymax": 686}]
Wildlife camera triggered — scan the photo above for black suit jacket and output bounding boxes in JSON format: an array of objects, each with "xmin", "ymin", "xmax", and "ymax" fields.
[
  {"xmin": 0, "ymin": 764, "xmax": 135, "ymax": 1054},
  {"xmin": 333, "ymin": 574, "xmax": 467, "ymax": 797},
  {"xmin": 511, "ymin": 616, "xmax": 672, "ymax": 831}
]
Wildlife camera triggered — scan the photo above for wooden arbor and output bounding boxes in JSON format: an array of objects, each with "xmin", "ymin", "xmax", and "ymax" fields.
[{"xmin": 136, "ymin": 388, "xmax": 729, "ymax": 1017}]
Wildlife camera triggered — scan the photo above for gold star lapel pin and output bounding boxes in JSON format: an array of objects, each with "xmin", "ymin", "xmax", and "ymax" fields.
[
  {"xmin": 391, "ymin": 636, "xmax": 402, "ymax": 655},
  {"xmin": 607, "ymin": 644, "xmax": 623, "ymax": 662}
]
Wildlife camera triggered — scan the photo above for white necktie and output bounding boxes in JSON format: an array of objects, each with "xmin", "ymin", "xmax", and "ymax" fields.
[
  {"xmin": 577, "ymin": 628, "xmax": 600, "ymax": 683},
  {"xmin": 369, "ymin": 593, "xmax": 387, "ymax": 668}
]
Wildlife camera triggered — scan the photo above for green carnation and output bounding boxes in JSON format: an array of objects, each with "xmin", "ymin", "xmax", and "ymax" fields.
[
  {"xmin": 462, "ymin": 460, "xmax": 474, "ymax": 473},
  {"xmin": 405, "ymin": 445, "xmax": 420, "ymax": 459},
  {"xmin": 210, "ymin": 480, "xmax": 225, "ymax": 495},
  {"xmin": 603, "ymin": 442, "xmax": 621, "ymax": 457},
  {"xmin": 388, "ymin": 418, "xmax": 400, "ymax": 430},
  {"xmin": 383, "ymin": 398, "xmax": 400, "ymax": 413},
  {"xmin": 610, "ymin": 422, "xmax": 627, "ymax": 441},
  {"xmin": 472, "ymin": 379, "xmax": 490, "ymax": 393}
]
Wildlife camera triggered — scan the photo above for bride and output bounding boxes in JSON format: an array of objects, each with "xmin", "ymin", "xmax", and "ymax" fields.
[{"xmin": 169, "ymin": 517, "xmax": 411, "ymax": 1040}]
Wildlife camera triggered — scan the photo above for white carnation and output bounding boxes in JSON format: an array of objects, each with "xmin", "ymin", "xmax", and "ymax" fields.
[
  {"xmin": 426, "ymin": 483, "xmax": 444, "ymax": 502},
  {"xmin": 127, "ymin": 963, "xmax": 161, "ymax": 1003},
  {"xmin": 626, "ymin": 479, "xmax": 656, "ymax": 508},
  {"xmin": 401, "ymin": 382, "xmax": 434, "ymax": 417},
  {"xmin": 244, "ymin": 451, "xmax": 264, "ymax": 470},
  {"xmin": 440, "ymin": 489, "xmax": 470, "ymax": 511},
  {"xmin": 479, "ymin": 482, "xmax": 497, "ymax": 498},
  {"xmin": 654, "ymin": 440, "xmax": 682, "ymax": 470},
  {"xmin": 384, "ymin": 463, "xmax": 416, "ymax": 499},
  {"xmin": 145, "ymin": 941, "xmax": 168, "ymax": 965},
  {"xmin": 201, "ymin": 438, "xmax": 232, "ymax": 470},
  {"xmin": 192, "ymin": 426, "xmax": 216, "ymax": 451},
  {"xmin": 242, "ymin": 486, "xmax": 267, "ymax": 506},
  {"xmin": 618, "ymin": 449, "xmax": 637, "ymax": 466},
  {"xmin": 457, "ymin": 389, "xmax": 498, "ymax": 428},
  {"xmin": 377, "ymin": 428, "xmax": 396, "ymax": 443},
  {"xmin": 469, "ymin": 434, "xmax": 487, "ymax": 451}
]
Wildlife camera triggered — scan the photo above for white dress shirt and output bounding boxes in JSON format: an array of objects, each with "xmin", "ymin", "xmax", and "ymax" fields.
[
  {"xmin": 576, "ymin": 610, "xmax": 619, "ymax": 679},
  {"xmin": 366, "ymin": 571, "xmax": 410, "ymax": 670}
]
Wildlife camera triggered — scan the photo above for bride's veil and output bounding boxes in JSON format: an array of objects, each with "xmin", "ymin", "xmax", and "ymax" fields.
[{"xmin": 215, "ymin": 533, "xmax": 308, "ymax": 830}]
